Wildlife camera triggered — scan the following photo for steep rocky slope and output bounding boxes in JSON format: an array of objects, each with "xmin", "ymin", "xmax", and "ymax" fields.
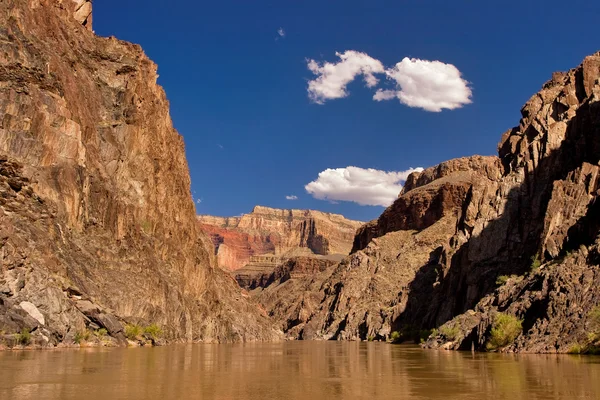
[
  {"xmin": 259, "ymin": 52, "xmax": 600, "ymax": 352},
  {"xmin": 0, "ymin": 0, "xmax": 279, "ymax": 347},
  {"xmin": 198, "ymin": 206, "xmax": 362, "ymax": 271}
]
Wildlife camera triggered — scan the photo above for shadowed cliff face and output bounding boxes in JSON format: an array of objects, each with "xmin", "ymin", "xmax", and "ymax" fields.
[
  {"xmin": 256, "ymin": 52, "xmax": 600, "ymax": 351},
  {"xmin": 0, "ymin": 0, "xmax": 279, "ymax": 347},
  {"xmin": 198, "ymin": 206, "xmax": 363, "ymax": 271}
]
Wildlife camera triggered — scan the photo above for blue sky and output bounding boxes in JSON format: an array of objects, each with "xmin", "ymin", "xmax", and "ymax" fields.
[{"xmin": 94, "ymin": 0, "xmax": 599, "ymax": 221}]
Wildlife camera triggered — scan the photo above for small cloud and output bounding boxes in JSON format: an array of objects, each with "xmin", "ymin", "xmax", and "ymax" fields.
[
  {"xmin": 217, "ymin": 144, "xmax": 224, "ymax": 149},
  {"xmin": 305, "ymin": 166, "xmax": 423, "ymax": 207},
  {"xmin": 306, "ymin": 50, "xmax": 385, "ymax": 104},
  {"xmin": 277, "ymin": 27, "xmax": 285, "ymax": 38},
  {"xmin": 196, "ymin": 198, "xmax": 202, "ymax": 204},
  {"xmin": 285, "ymin": 195, "xmax": 298, "ymax": 200}
]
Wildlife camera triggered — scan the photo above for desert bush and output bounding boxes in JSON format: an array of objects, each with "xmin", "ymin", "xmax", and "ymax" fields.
[
  {"xmin": 74, "ymin": 329, "xmax": 91, "ymax": 344},
  {"xmin": 440, "ymin": 325, "xmax": 460, "ymax": 341},
  {"xmin": 125, "ymin": 324, "xmax": 142, "ymax": 340},
  {"xmin": 16, "ymin": 329, "xmax": 31, "ymax": 345},
  {"xmin": 486, "ymin": 313, "xmax": 522, "ymax": 351},
  {"xmin": 94, "ymin": 328, "xmax": 108, "ymax": 338},
  {"xmin": 143, "ymin": 324, "xmax": 163, "ymax": 340},
  {"xmin": 530, "ymin": 255, "xmax": 541, "ymax": 272}
]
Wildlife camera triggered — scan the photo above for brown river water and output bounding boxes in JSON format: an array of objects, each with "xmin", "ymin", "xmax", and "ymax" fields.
[{"xmin": 1, "ymin": 342, "xmax": 600, "ymax": 400}]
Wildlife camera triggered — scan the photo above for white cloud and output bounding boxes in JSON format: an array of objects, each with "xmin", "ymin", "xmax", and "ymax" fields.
[
  {"xmin": 277, "ymin": 27, "xmax": 285, "ymax": 38},
  {"xmin": 305, "ymin": 166, "xmax": 423, "ymax": 207},
  {"xmin": 305, "ymin": 51, "xmax": 472, "ymax": 111},
  {"xmin": 196, "ymin": 198, "xmax": 202, "ymax": 204},
  {"xmin": 285, "ymin": 195, "xmax": 298, "ymax": 200},
  {"xmin": 306, "ymin": 50, "xmax": 385, "ymax": 104},
  {"xmin": 374, "ymin": 57, "xmax": 472, "ymax": 112}
]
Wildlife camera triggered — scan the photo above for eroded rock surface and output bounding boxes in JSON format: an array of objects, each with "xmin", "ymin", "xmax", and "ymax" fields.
[
  {"xmin": 0, "ymin": 0, "xmax": 279, "ymax": 348},
  {"xmin": 198, "ymin": 206, "xmax": 362, "ymax": 271}
]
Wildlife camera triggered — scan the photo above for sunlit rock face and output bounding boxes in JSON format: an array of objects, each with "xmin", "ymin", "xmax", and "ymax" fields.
[
  {"xmin": 198, "ymin": 206, "xmax": 363, "ymax": 271},
  {"xmin": 0, "ymin": 0, "xmax": 279, "ymax": 347}
]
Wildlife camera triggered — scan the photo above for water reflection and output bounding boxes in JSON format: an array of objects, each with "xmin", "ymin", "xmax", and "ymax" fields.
[{"xmin": 1, "ymin": 342, "xmax": 599, "ymax": 399}]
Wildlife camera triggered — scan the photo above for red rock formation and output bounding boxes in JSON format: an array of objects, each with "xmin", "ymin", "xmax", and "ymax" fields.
[
  {"xmin": 0, "ymin": 0, "xmax": 279, "ymax": 347},
  {"xmin": 198, "ymin": 206, "xmax": 363, "ymax": 271}
]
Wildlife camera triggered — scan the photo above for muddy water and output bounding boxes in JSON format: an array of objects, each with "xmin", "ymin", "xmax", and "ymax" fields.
[{"xmin": 1, "ymin": 342, "xmax": 599, "ymax": 399}]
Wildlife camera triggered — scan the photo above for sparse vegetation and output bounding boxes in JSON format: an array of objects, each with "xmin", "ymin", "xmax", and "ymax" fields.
[
  {"xmin": 496, "ymin": 274, "xmax": 524, "ymax": 286},
  {"xmin": 440, "ymin": 325, "xmax": 460, "ymax": 341},
  {"xmin": 530, "ymin": 255, "xmax": 542, "ymax": 272},
  {"xmin": 94, "ymin": 328, "xmax": 108, "ymax": 339},
  {"xmin": 418, "ymin": 329, "xmax": 433, "ymax": 343},
  {"xmin": 140, "ymin": 220, "xmax": 152, "ymax": 234},
  {"xmin": 94, "ymin": 328, "xmax": 108, "ymax": 338},
  {"xmin": 16, "ymin": 329, "xmax": 31, "ymax": 345},
  {"xmin": 589, "ymin": 306, "xmax": 600, "ymax": 334},
  {"xmin": 486, "ymin": 313, "xmax": 523, "ymax": 351},
  {"xmin": 569, "ymin": 306, "xmax": 600, "ymax": 354},
  {"xmin": 74, "ymin": 329, "xmax": 91, "ymax": 344},
  {"xmin": 125, "ymin": 324, "xmax": 142, "ymax": 340},
  {"xmin": 143, "ymin": 324, "xmax": 163, "ymax": 340},
  {"xmin": 389, "ymin": 326, "xmax": 434, "ymax": 344},
  {"xmin": 367, "ymin": 335, "xmax": 375, "ymax": 342},
  {"xmin": 125, "ymin": 324, "xmax": 163, "ymax": 342},
  {"xmin": 568, "ymin": 343, "xmax": 584, "ymax": 354}
]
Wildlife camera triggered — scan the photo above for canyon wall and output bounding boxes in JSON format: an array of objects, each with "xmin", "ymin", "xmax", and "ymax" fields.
[
  {"xmin": 258, "ymin": 52, "xmax": 600, "ymax": 352},
  {"xmin": 0, "ymin": 0, "xmax": 279, "ymax": 347},
  {"xmin": 198, "ymin": 206, "xmax": 363, "ymax": 271}
]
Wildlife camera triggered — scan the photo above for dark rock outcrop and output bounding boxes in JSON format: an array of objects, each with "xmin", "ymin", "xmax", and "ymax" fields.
[{"xmin": 0, "ymin": 0, "xmax": 279, "ymax": 348}]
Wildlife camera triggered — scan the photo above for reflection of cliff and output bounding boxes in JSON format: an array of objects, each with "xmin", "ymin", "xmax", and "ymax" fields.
[
  {"xmin": 1, "ymin": 343, "xmax": 599, "ymax": 399},
  {"xmin": 198, "ymin": 206, "xmax": 363, "ymax": 271}
]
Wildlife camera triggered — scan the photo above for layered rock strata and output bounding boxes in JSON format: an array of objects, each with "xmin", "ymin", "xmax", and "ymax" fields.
[
  {"xmin": 198, "ymin": 206, "xmax": 362, "ymax": 271},
  {"xmin": 0, "ymin": 0, "xmax": 279, "ymax": 348}
]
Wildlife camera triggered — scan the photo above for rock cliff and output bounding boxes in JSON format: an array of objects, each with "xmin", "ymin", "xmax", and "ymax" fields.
[
  {"xmin": 259, "ymin": 52, "xmax": 600, "ymax": 352},
  {"xmin": 198, "ymin": 206, "xmax": 363, "ymax": 271},
  {"xmin": 0, "ymin": 0, "xmax": 279, "ymax": 348}
]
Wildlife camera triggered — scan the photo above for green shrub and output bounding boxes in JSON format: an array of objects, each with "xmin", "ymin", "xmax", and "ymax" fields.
[
  {"xmin": 94, "ymin": 328, "xmax": 108, "ymax": 338},
  {"xmin": 530, "ymin": 255, "xmax": 541, "ymax": 272},
  {"xmin": 16, "ymin": 329, "xmax": 31, "ymax": 345},
  {"xmin": 125, "ymin": 324, "xmax": 142, "ymax": 340},
  {"xmin": 486, "ymin": 313, "xmax": 522, "ymax": 351},
  {"xmin": 143, "ymin": 324, "xmax": 163, "ymax": 340},
  {"xmin": 585, "ymin": 306, "xmax": 600, "ymax": 343},
  {"xmin": 568, "ymin": 343, "xmax": 584, "ymax": 354},
  {"xmin": 390, "ymin": 325, "xmax": 434, "ymax": 344},
  {"xmin": 589, "ymin": 306, "xmax": 600, "ymax": 331},
  {"xmin": 496, "ymin": 275, "xmax": 523, "ymax": 286},
  {"xmin": 367, "ymin": 335, "xmax": 375, "ymax": 342},
  {"xmin": 74, "ymin": 329, "xmax": 91, "ymax": 344},
  {"xmin": 440, "ymin": 325, "xmax": 460, "ymax": 341},
  {"xmin": 418, "ymin": 329, "xmax": 433, "ymax": 343}
]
